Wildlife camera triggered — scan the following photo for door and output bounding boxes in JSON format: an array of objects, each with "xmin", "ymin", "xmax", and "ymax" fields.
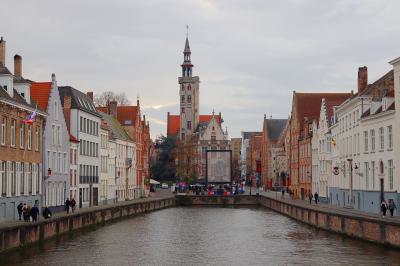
[
  {"xmin": 93, "ymin": 188, "xmax": 98, "ymax": 206},
  {"xmin": 79, "ymin": 188, "xmax": 83, "ymax": 208},
  {"xmin": 380, "ymin": 178, "xmax": 384, "ymax": 202}
]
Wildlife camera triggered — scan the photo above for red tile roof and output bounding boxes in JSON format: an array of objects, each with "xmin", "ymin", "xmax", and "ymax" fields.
[
  {"xmin": 295, "ymin": 92, "xmax": 351, "ymax": 127},
  {"xmin": 30, "ymin": 82, "xmax": 52, "ymax": 111},
  {"xmin": 70, "ymin": 134, "xmax": 79, "ymax": 143},
  {"xmin": 97, "ymin": 106, "xmax": 138, "ymax": 126},
  {"xmin": 167, "ymin": 114, "xmax": 222, "ymax": 137}
]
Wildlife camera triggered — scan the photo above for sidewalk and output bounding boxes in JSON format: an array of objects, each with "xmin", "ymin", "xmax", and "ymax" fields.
[
  {"xmin": 260, "ymin": 189, "xmax": 400, "ymax": 223},
  {"xmin": 0, "ymin": 190, "xmax": 173, "ymax": 231}
]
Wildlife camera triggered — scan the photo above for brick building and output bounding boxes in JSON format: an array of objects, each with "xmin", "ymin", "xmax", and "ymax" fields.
[
  {"xmin": 289, "ymin": 92, "xmax": 351, "ymax": 199},
  {"xmin": 0, "ymin": 38, "xmax": 47, "ymax": 220},
  {"xmin": 249, "ymin": 133, "xmax": 262, "ymax": 184}
]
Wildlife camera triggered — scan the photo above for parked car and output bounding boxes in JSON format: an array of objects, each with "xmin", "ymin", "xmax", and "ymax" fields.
[{"xmin": 161, "ymin": 183, "xmax": 169, "ymax": 189}]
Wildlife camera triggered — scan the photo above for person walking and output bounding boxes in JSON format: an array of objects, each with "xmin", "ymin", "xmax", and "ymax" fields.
[
  {"xmin": 30, "ymin": 205, "xmax": 39, "ymax": 222},
  {"xmin": 43, "ymin": 206, "xmax": 52, "ymax": 219},
  {"xmin": 381, "ymin": 200, "xmax": 388, "ymax": 218},
  {"xmin": 314, "ymin": 192, "xmax": 319, "ymax": 204},
  {"xmin": 71, "ymin": 198, "xmax": 76, "ymax": 213},
  {"xmin": 388, "ymin": 199, "xmax": 397, "ymax": 217},
  {"xmin": 65, "ymin": 198, "xmax": 71, "ymax": 214},
  {"xmin": 308, "ymin": 193, "xmax": 313, "ymax": 205},
  {"xmin": 281, "ymin": 189, "xmax": 285, "ymax": 199},
  {"xmin": 22, "ymin": 204, "xmax": 29, "ymax": 222},
  {"xmin": 17, "ymin": 203, "xmax": 23, "ymax": 221}
]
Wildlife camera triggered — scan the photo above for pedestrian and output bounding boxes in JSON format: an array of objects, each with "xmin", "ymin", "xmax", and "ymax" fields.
[
  {"xmin": 26, "ymin": 205, "xmax": 32, "ymax": 222},
  {"xmin": 43, "ymin": 206, "xmax": 52, "ymax": 219},
  {"xmin": 281, "ymin": 189, "xmax": 285, "ymax": 199},
  {"xmin": 22, "ymin": 204, "xmax": 29, "ymax": 222},
  {"xmin": 17, "ymin": 203, "xmax": 23, "ymax": 221},
  {"xmin": 388, "ymin": 199, "xmax": 397, "ymax": 217},
  {"xmin": 71, "ymin": 198, "xmax": 76, "ymax": 213},
  {"xmin": 30, "ymin": 205, "xmax": 39, "ymax": 222},
  {"xmin": 314, "ymin": 192, "xmax": 319, "ymax": 204},
  {"xmin": 65, "ymin": 198, "xmax": 71, "ymax": 214},
  {"xmin": 381, "ymin": 200, "xmax": 388, "ymax": 218},
  {"xmin": 308, "ymin": 193, "xmax": 313, "ymax": 204}
]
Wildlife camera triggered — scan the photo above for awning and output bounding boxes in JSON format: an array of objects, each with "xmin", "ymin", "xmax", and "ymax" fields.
[{"xmin": 150, "ymin": 179, "xmax": 160, "ymax": 185}]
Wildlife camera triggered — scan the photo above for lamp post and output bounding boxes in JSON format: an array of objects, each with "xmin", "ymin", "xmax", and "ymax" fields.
[{"xmin": 347, "ymin": 159, "xmax": 354, "ymax": 208}]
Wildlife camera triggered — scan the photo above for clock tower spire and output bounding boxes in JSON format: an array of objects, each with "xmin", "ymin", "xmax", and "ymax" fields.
[{"xmin": 178, "ymin": 29, "xmax": 200, "ymax": 140}]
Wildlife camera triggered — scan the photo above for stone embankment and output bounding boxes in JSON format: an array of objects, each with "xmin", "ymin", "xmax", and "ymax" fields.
[
  {"xmin": 176, "ymin": 194, "xmax": 400, "ymax": 249},
  {"xmin": 0, "ymin": 196, "xmax": 174, "ymax": 253}
]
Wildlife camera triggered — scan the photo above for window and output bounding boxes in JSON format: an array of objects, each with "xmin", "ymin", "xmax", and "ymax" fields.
[
  {"xmin": 1, "ymin": 117, "xmax": 6, "ymax": 145},
  {"xmin": 55, "ymin": 101, "xmax": 58, "ymax": 120},
  {"xmin": 371, "ymin": 161, "xmax": 375, "ymax": 189},
  {"xmin": 10, "ymin": 119, "xmax": 15, "ymax": 147},
  {"xmin": 364, "ymin": 162, "xmax": 369, "ymax": 189},
  {"xmin": 388, "ymin": 159, "xmax": 394, "ymax": 190},
  {"xmin": 10, "ymin": 162, "xmax": 15, "ymax": 195},
  {"xmin": 370, "ymin": 129, "xmax": 375, "ymax": 152},
  {"xmin": 28, "ymin": 164, "xmax": 32, "ymax": 194},
  {"xmin": 27, "ymin": 125, "xmax": 32, "ymax": 149},
  {"xmin": 379, "ymin": 127, "xmax": 384, "ymax": 150},
  {"xmin": 47, "ymin": 151, "xmax": 51, "ymax": 169},
  {"xmin": 187, "ymin": 121, "xmax": 192, "ymax": 130},
  {"xmin": 363, "ymin": 131, "xmax": 368, "ymax": 152},
  {"xmin": 35, "ymin": 127, "xmax": 39, "ymax": 151},
  {"xmin": 80, "ymin": 117, "xmax": 83, "ymax": 132},
  {"xmin": 181, "ymin": 108, "xmax": 185, "ymax": 113},
  {"xmin": 388, "ymin": 125, "xmax": 393, "ymax": 149},
  {"xmin": 57, "ymin": 125, "xmax": 61, "ymax": 145},
  {"xmin": 18, "ymin": 163, "xmax": 24, "ymax": 195},
  {"xmin": 20, "ymin": 123, "xmax": 24, "ymax": 148},
  {"xmin": 63, "ymin": 153, "xmax": 67, "ymax": 173},
  {"xmin": 187, "ymin": 95, "xmax": 192, "ymax": 103},
  {"xmin": 53, "ymin": 152, "xmax": 56, "ymax": 170},
  {"xmin": 181, "ymin": 95, "xmax": 185, "ymax": 103},
  {"xmin": 58, "ymin": 152, "xmax": 62, "ymax": 173},
  {"xmin": 1, "ymin": 161, "xmax": 6, "ymax": 196}
]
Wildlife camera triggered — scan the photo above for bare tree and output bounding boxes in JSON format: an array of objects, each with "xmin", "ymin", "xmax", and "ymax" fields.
[{"xmin": 93, "ymin": 91, "xmax": 131, "ymax": 106}]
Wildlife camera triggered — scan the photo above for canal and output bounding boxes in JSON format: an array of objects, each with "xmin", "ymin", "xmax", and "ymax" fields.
[{"xmin": 2, "ymin": 207, "xmax": 400, "ymax": 265}]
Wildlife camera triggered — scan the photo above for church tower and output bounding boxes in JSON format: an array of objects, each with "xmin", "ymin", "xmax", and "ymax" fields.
[{"xmin": 179, "ymin": 34, "xmax": 200, "ymax": 140}]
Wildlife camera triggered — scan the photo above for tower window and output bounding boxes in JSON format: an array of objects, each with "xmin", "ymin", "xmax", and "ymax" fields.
[
  {"xmin": 188, "ymin": 84, "xmax": 191, "ymax": 90},
  {"xmin": 181, "ymin": 95, "xmax": 185, "ymax": 103},
  {"xmin": 187, "ymin": 121, "xmax": 192, "ymax": 130},
  {"xmin": 187, "ymin": 95, "xmax": 191, "ymax": 103},
  {"xmin": 181, "ymin": 133, "xmax": 185, "ymax": 140},
  {"xmin": 181, "ymin": 108, "xmax": 185, "ymax": 113}
]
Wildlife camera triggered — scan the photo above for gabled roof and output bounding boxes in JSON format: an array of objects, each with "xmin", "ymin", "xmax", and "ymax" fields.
[
  {"xmin": 58, "ymin": 86, "xmax": 100, "ymax": 117},
  {"xmin": 266, "ymin": 119, "xmax": 288, "ymax": 142},
  {"xmin": 99, "ymin": 111, "xmax": 132, "ymax": 142},
  {"xmin": 0, "ymin": 65, "xmax": 12, "ymax": 75},
  {"xmin": 30, "ymin": 82, "xmax": 52, "ymax": 111},
  {"xmin": 97, "ymin": 106, "xmax": 138, "ymax": 126},
  {"xmin": 294, "ymin": 92, "xmax": 351, "ymax": 128},
  {"xmin": 166, "ymin": 114, "xmax": 223, "ymax": 137},
  {"xmin": 361, "ymin": 70, "xmax": 394, "ymax": 100}
]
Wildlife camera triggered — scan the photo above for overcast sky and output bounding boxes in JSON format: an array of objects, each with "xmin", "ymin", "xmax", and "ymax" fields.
[{"xmin": 2, "ymin": 0, "xmax": 399, "ymax": 138}]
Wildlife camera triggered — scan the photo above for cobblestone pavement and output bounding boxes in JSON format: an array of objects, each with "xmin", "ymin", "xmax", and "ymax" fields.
[{"xmin": 0, "ymin": 189, "xmax": 173, "ymax": 230}]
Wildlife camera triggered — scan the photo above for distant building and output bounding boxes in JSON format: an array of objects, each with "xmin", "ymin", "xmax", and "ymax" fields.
[
  {"xmin": 230, "ymin": 138, "xmax": 242, "ymax": 179},
  {"xmin": 166, "ymin": 36, "xmax": 230, "ymax": 182},
  {"xmin": 240, "ymin": 132, "xmax": 260, "ymax": 179}
]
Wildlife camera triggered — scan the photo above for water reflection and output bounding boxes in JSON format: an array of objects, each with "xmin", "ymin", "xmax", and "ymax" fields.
[{"xmin": 1, "ymin": 207, "xmax": 399, "ymax": 266}]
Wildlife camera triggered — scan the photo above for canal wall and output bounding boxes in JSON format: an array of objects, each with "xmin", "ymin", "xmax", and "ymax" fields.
[
  {"xmin": 176, "ymin": 194, "xmax": 400, "ymax": 249},
  {"xmin": 0, "ymin": 197, "xmax": 174, "ymax": 253},
  {"xmin": 258, "ymin": 195, "xmax": 400, "ymax": 249}
]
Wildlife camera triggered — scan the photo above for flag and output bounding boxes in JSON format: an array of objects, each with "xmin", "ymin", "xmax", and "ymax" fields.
[
  {"xmin": 23, "ymin": 109, "xmax": 37, "ymax": 124},
  {"xmin": 331, "ymin": 138, "xmax": 336, "ymax": 146}
]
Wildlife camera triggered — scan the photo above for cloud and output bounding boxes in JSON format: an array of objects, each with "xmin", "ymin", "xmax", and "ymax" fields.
[{"xmin": 1, "ymin": 0, "xmax": 399, "ymax": 139}]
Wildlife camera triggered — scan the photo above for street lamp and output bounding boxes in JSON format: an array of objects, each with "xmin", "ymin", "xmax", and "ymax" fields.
[{"xmin": 347, "ymin": 158, "xmax": 354, "ymax": 208}]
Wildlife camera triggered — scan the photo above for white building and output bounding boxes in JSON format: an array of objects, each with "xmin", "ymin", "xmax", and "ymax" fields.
[
  {"xmin": 59, "ymin": 88, "xmax": 101, "ymax": 208},
  {"xmin": 98, "ymin": 104, "xmax": 137, "ymax": 202},
  {"xmin": 328, "ymin": 67, "xmax": 397, "ymax": 214}
]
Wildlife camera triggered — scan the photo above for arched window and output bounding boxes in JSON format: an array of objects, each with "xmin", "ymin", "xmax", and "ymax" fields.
[
  {"xmin": 380, "ymin": 161, "xmax": 384, "ymax": 175},
  {"xmin": 188, "ymin": 84, "xmax": 191, "ymax": 90},
  {"xmin": 181, "ymin": 95, "xmax": 185, "ymax": 103},
  {"xmin": 187, "ymin": 95, "xmax": 191, "ymax": 103}
]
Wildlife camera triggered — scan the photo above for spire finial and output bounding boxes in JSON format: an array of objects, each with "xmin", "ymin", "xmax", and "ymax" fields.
[
  {"xmin": 212, "ymin": 109, "xmax": 215, "ymax": 116},
  {"xmin": 186, "ymin": 24, "xmax": 189, "ymax": 38}
]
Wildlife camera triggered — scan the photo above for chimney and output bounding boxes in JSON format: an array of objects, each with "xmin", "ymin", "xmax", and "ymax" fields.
[
  {"xmin": 86, "ymin": 91, "xmax": 94, "ymax": 101},
  {"xmin": 358, "ymin": 66, "xmax": 368, "ymax": 95},
  {"xmin": 64, "ymin": 95, "xmax": 72, "ymax": 109},
  {"xmin": 0, "ymin": 37, "xmax": 5, "ymax": 66},
  {"xmin": 14, "ymin": 54, "xmax": 22, "ymax": 77},
  {"xmin": 108, "ymin": 100, "xmax": 118, "ymax": 117}
]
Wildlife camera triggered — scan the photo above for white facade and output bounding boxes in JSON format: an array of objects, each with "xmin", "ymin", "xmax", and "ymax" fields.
[
  {"xmin": 390, "ymin": 58, "xmax": 400, "ymax": 194},
  {"xmin": 42, "ymin": 75, "xmax": 70, "ymax": 210},
  {"xmin": 69, "ymin": 139, "xmax": 78, "ymax": 201}
]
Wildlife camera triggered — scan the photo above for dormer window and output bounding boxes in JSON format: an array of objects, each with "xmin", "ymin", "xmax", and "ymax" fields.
[
  {"xmin": 3, "ymin": 85, "xmax": 7, "ymax": 91},
  {"xmin": 20, "ymin": 92, "xmax": 25, "ymax": 98}
]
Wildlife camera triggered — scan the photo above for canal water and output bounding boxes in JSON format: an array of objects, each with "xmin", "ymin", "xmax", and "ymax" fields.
[{"xmin": 2, "ymin": 207, "xmax": 400, "ymax": 266}]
